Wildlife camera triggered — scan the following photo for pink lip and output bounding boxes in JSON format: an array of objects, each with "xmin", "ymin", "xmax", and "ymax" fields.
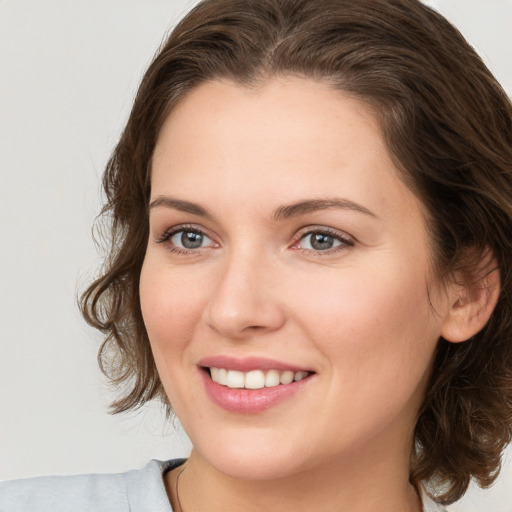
[
  {"xmin": 200, "ymin": 370, "xmax": 311, "ymax": 414},
  {"xmin": 198, "ymin": 356, "xmax": 314, "ymax": 414},
  {"xmin": 198, "ymin": 355, "xmax": 310, "ymax": 373}
]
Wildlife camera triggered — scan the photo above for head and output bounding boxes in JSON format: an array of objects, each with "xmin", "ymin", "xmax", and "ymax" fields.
[{"xmin": 81, "ymin": 0, "xmax": 512, "ymax": 504}]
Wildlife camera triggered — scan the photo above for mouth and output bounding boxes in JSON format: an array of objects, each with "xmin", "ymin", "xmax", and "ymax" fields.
[
  {"xmin": 198, "ymin": 356, "xmax": 315, "ymax": 413},
  {"xmin": 206, "ymin": 367, "xmax": 311, "ymax": 389}
]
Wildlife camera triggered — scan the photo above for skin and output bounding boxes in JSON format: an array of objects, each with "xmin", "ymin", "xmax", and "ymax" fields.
[{"xmin": 139, "ymin": 76, "xmax": 480, "ymax": 511}]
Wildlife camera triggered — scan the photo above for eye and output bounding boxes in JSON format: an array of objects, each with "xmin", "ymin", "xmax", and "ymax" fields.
[
  {"xmin": 171, "ymin": 230, "xmax": 210, "ymax": 249},
  {"xmin": 156, "ymin": 226, "xmax": 217, "ymax": 252},
  {"xmin": 294, "ymin": 228, "xmax": 354, "ymax": 253}
]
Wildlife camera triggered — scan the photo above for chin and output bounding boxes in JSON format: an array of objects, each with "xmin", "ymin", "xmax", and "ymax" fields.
[{"xmin": 192, "ymin": 431, "xmax": 313, "ymax": 481}]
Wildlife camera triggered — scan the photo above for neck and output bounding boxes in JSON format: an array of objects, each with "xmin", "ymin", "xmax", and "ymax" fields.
[{"xmin": 167, "ymin": 444, "xmax": 421, "ymax": 512}]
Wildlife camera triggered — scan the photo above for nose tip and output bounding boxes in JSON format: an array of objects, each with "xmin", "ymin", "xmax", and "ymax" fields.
[
  {"xmin": 208, "ymin": 315, "xmax": 271, "ymax": 339},
  {"xmin": 204, "ymin": 260, "xmax": 286, "ymax": 340}
]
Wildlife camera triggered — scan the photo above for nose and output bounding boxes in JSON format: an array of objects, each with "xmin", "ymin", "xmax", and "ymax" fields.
[{"xmin": 203, "ymin": 250, "xmax": 286, "ymax": 340}]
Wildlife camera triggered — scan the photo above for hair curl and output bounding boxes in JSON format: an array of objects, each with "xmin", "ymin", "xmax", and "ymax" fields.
[{"xmin": 81, "ymin": 0, "xmax": 512, "ymax": 504}]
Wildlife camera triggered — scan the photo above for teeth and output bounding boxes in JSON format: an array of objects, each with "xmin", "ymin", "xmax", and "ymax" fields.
[
  {"xmin": 226, "ymin": 370, "xmax": 245, "ymax": 388},
  {"xmin": 265, "ymin": 369, "xmax": 280, "ymax": 387},
  {"xmin": 217, "ymin": 368, "xmax": 227, "ymax": 385},
  {"xmin": 210, "ymin": 367, "xmax": 309, "ymax": 389},
  {"xmin": 279, "ymin": 371, "xmax": 294, "ymax": 385},
  {"xmin": 245, "ymin": 370, "xmax": 265, "ymax": 389}
]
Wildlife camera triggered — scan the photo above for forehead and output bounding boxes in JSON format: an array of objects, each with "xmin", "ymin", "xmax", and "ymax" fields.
[
  {"xmin": 151, "ymin": 77, "xmax": 425, "ymax": 226},
  {"xmin": 153, "ymin": 77, "xmax": 385, "ymax": 184},
  {"xmin": 155, "ymin": 76, "xmax": 382, "ymax": 145}
]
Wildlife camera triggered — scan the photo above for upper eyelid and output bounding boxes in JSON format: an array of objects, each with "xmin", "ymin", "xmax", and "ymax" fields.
[
  {"xmin": 294, "ymin": 225, "xmax": 354, "ymax": 241},
  {"xmin": 290, "ymin": 227, "xmax": 355, "ymax": 253},
  {"xmin": 155, "ymin": 224, "xmax": 212, "ymax": 243},
  {"xmin": 153, "ymin": 223, "xmax": 354, "ymax": 247}
]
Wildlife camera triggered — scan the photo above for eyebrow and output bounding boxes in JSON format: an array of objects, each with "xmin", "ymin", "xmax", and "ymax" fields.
[
  {"xmin": 149, "ymin": 195, "xmax": 376, "ymax": 220},
  {"xmin": 272, "ymin": 198, "xmax": 377, "ymax": 221},
  {"xmin": 149, "ymin": 196, "xmax": 212, "ymax": 218}
]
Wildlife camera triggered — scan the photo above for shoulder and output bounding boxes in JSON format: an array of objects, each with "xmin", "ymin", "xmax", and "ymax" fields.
[
  {"xmin": 0, "ymin": 459, "xmax": 184, "ymax": 512},
  {"xmin": 0, "ymin": 471, "xmax": 125, "ymax": 512}
]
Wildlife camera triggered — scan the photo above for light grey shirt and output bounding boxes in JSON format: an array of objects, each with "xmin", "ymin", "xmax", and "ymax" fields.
[
  {"xmin": 0, "ymin": 459, "xmax": 446, "ymax": 511},
  {"xmin": 0, "ymin": 459, "xmax": 181, "ymax": 512}
]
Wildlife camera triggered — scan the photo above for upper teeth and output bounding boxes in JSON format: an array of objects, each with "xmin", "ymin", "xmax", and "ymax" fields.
[{"xmin": 210, "ymin": 368, "xmax": 309, "ymax": 389}]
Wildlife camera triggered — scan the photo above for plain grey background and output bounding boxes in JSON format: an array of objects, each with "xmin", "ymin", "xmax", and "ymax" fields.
[{"xmin": 1, "ymin": 1, "xmax": 511, "ymax": 510}]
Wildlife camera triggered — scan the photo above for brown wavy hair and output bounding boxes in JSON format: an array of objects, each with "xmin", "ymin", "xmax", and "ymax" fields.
[{"xmin": 81, "ymin": 0, "xmax": 512, "ymax": 504}]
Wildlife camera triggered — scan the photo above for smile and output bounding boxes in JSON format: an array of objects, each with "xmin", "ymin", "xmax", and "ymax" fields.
[
  {"xmin": 199, "ymin": 357, "xmax": 315, "ymax": 413},
  {"xmin": 209, "ymin": 368, "xmax": 310, "ymax": 389}
]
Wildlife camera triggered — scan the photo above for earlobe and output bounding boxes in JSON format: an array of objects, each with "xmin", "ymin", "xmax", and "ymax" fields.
[{"xmin": 441, "ymin": 262, "xmax": 500, "ymax": 343}]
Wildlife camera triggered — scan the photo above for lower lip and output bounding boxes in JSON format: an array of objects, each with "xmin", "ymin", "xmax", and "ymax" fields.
[{"xmin": 201, "ymin": 370, "xmax": 311, "ymax": 414}]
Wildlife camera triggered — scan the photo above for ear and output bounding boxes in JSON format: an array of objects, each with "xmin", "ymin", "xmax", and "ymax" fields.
[{"xmin": 441, "ymin": 251, "xmax": 500, "ymax": 343}]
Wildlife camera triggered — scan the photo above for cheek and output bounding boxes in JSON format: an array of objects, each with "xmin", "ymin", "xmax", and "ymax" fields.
[
  {"xmin": 139, "ymin": 258, "xmax": 214, "ymax": 416},
  {"xmin": 290, "ymin": 264, "xmax": 439, "ymax": 442},
  {"xmin": 139, "ymin": 258, "xmax": 208, "ymax": 361},
  {"xmin": 294, "ymin": 260, "xmax": 439, "ymax": 384}
]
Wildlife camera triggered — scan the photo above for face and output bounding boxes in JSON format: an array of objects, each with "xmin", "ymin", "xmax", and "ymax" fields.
[{"xmin": 140, "ymin": 77, "xmax": 452, "ymax": 481}]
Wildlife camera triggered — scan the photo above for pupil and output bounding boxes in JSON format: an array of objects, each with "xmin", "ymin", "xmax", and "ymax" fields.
[
  {"xmin": 311, "ymin": 233, "xmax": 333, "ymax": 250},
  {"xmin": 181, "ymin": 231, "xmax": 203, "ymax": 249}
]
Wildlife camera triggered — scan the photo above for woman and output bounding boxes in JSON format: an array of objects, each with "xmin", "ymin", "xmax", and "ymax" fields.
[{"xmin": 2, "ymin": 0, "xmax": 511, "ymax": 510}]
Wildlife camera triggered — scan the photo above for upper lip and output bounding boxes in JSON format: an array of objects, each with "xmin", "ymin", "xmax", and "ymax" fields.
[{"xmin": 198, "ymin": 355, "xmax": 312, "ymax": 373}]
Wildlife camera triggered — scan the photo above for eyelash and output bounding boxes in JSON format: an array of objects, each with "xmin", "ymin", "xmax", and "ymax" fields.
[
  {"xmin": 155, "ymin": 224, "xmax": 215, "ymax": 255},
  {"xmin": 155, "ymin": 224, "xmax": 354, "ymax": 256},
  {"xmin": 292, "ymin": 227, "xmax": 354, "ymax": 255}
]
